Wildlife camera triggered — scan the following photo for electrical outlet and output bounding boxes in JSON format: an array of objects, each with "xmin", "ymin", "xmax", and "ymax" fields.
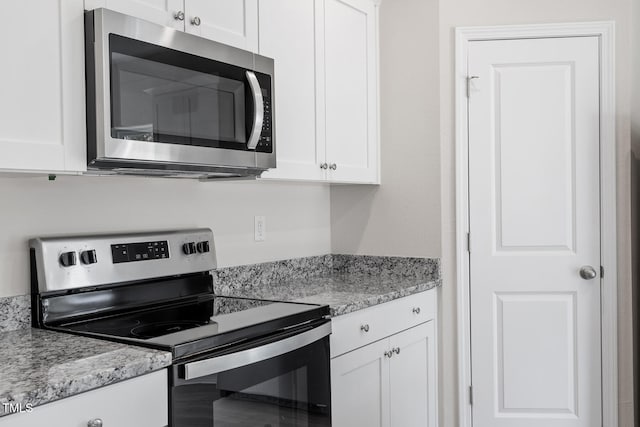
[{"xmin": 254, "ymin": 216, "xmax": 266, "ymax": 242}]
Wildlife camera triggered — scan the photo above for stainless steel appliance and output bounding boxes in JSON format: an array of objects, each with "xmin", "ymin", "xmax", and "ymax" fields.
[
  {"xmin": 30, "ymin": 229, "xmax": 331, "ymax": 427},
  {"xmin": 85, "ymin": 9, "xmax": 275, "ymax": 179}
]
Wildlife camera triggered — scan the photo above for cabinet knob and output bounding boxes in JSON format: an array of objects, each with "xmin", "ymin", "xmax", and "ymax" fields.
[
  {"xmin": 329, "ymin": 163, "xmax": 337, "ymax": 170},
  {"xmin": 384, "ymin": 350, "xmax": 393, "ymax": 358},
  {"xmin": 393, "ymin": 347, "xmax": 401, "ymax": 355},
  {"xmin": 191, "ymin": 16, "xmax": 201, "ymax": 26},
  {"xmin": 360, "ymin": 324, "xmax": 370, "ymax": 333},
  {"xmin": 320, "ymin": 163, "xmax": 328, "ymax": 170},
  {"xmin": 173, "ymin": 11, "xmax": 185, "ymax": 20},
  {"xmin": 87, "ymin": 419, "xmax": 103, "ymax": 427},
  {"xmin": 412, "ymin": 307, "xmax": 421, "ymax": 315}
]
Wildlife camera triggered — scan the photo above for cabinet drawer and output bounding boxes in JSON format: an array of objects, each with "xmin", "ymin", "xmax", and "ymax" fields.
[
  {"xmin": 330, "ymin": 290, "xmax": 436, "ymax": 358},
  {"xmin": 0, "ymin": 370, "xmax": 168, "ymax": 427}
]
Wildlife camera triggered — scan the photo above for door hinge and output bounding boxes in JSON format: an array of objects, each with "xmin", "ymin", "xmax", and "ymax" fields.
[
  {"xmin": 600, "ymin": 266, "xmax": 605, "ymax": 278},
  {"xmin": 466, "ymin": 76, "xmax": 479, "ymax": 98},
  {"xmin": 466, "ymin": 232, "xmax": 471, "ymax": 253},
  {"xmin": 469, "ymin": 385, "xmax": 473, "ymax": 405}
]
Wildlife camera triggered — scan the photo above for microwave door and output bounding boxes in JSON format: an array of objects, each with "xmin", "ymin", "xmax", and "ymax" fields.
[{"xmin": 245, "ymin": 71, "xmax": 264, "ymax": 150}]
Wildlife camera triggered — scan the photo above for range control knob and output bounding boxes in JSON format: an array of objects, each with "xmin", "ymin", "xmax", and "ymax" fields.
[
  {"xmin": 196, "ymin": 241, "xmax": 210, "ymax": 253},
  {"xmin": 80, "ymin": 250, "xmax": 98, "ymax": 265},
  {"xmin": 183, "ymin": 242, "xmax": 197, "ymax": 255},
  {"xmin": 59, "ymin": 251, "xmax": 77, "ymax": 267}
]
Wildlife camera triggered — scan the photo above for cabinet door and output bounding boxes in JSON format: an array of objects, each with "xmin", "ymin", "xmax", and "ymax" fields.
[
  {"xmin": 84, "ymin": 0, "xmax": 184, "ymax": 30},
  {"xmin": 258, "ymin": 0, "xmax": 326, "ymax": 181},
  {"xmin": 331, "ymin": 338, "xmax": 390, "ymax": 427},
  {"xmin": 389, "ymin": 321, "xmax": 437, "ymax": 427},
  {"xmin": 0, "ymin": 370, "xmax": 168, "ymax": 427},
  {"xmin": 0, "ymin": 0, "xmax": 86, "ymax": 173},
  {"xmin": 323, "ymin": 0, "xmax": 379, "ymax": 183},
  {"xmin": 184, "ymin": 0, "xmax": 258, "ymax": 51}
]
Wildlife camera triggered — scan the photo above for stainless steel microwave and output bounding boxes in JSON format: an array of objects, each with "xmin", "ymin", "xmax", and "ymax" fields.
[{"xmin": 84, "ymin": 8, "xmax": 275, "ymax": 179}]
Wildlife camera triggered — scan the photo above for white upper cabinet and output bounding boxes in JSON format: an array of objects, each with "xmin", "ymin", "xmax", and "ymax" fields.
[
  {"xmin": 84, "ymin": 0, "xmax": 184, "ymax": 29},
  {"xmin": 258, "ymin": 0, "xmax": 326, "ymax": 181},
  {"xmin": 0, "ymin": 0, "xmax": 86, "ymax": 173},
  {"xmin": 184, "ymin": 0, "xmax": 258, "ymax": 51},
  {"xmin": 260, "ymin": 0, "xmax": 379, "ymax": 184},
  {"xmin": 86, "ymin": 0, "xmax": 258, "ymax": 51},
  {"xmin": 323, "ymin": 0, "xmax": 379, "ymax": 183}
]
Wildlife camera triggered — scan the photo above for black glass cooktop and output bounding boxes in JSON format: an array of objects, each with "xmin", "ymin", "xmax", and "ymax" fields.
[{"xmin": 55, "ymin": 295, "xmax": 328, "ymax": 360}]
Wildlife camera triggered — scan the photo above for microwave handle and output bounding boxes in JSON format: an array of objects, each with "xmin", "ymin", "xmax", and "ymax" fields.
[
  {"xmin": 182, "ymin": 321, "xmax": 331, "ymax": 380},
  {"xmin": 246, "ymin": 70, "xmax": 264, "ymax": 150}
]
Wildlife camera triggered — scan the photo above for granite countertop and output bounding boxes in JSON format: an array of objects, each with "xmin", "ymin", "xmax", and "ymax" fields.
[
  {"xmin": 0, "ymin": 328, "xmax": 172, "ymax": 417},
  {"xmin": 219, "ymin": 272, "xmax": 441, "ymax": 317},
  {"xmin": 291, "ymin": 274, "xmax": 440, "ymax": 316}
]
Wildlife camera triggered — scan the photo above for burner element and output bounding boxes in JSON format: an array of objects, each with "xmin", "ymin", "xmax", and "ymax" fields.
[{"xmin": 131, "ymin": 321, "xmax": 206, "ymax": 339}]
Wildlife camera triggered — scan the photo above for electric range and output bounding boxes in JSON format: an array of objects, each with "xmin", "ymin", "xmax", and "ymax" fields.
[{"xmin": 30, "ymin": 229, "xmax": 332, "ymax": 427}]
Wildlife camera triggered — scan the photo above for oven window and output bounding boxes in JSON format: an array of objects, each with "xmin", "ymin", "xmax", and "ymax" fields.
[
  {"xmin": 172, "ymin": 336, "xmax": 331, "ymax": 427},
  {"xmin": 109, "ymin": 34, "xmax": 250, "ymax": 150}
]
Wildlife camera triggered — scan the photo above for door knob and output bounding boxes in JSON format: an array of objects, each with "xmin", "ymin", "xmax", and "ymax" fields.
[{"xmin": 579, "ymin": 265, "xmax": 598, "ymax": 280}]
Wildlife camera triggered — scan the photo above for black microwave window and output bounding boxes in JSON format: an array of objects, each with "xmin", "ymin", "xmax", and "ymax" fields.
[{"xmin": 108, "ymin": 34, "xmax": 270, "ymax": 151}]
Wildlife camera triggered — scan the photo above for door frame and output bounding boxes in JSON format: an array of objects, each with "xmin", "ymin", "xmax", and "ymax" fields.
[{"xmin": 454, "ymin": 22, "xmax": 617, "ymax": 427}]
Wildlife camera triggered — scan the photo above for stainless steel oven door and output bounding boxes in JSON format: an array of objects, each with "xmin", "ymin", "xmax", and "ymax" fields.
[
  {"xmin": 171, "ymin": 321, "xmax": 332, "ymax": 427},
  {"xmin": 86, "ymin": 8, "xmax": 275, "ymax": 171}
]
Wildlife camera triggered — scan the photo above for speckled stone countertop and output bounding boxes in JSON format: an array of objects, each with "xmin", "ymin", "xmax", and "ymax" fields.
[
  {"xmin": 215, "ymin": 255, "xmax": 441, "ymax": 317},
  {"xmin": 226, "ymin": 274, "xmax": 440, "ymax": 317},
  {"xmin": 0, "ymin": 328, "xmax": 172, "ymax": 417}
]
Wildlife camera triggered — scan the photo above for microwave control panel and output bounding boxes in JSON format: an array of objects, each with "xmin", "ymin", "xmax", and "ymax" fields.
[
  {"xmin": 256, "ymin": 95, "xmax": 272, "ymax": 153},
  {"xmin": 255, "ymin": 83, "xmax": 273, "ymax": 153}
]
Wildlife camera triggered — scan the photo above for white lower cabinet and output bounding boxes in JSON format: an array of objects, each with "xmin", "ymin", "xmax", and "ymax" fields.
[
  {"xmin": 0, "ymin": 370, "xmax": 168, "ymax": 427},
  {"xmin": 330, "ymin": 290, "xmax": 437, "ymax": 427},
  {"xmin": 331, "ymin": 337, "xmax": 389, "ymax": 427},
  {"xmin": 388, "ymin": 321, "xmax": 437, "ymax": 427}
]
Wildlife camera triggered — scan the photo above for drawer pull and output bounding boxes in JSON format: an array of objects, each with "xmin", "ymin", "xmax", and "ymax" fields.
[
  {"xmin": 384, "ymin": 350, "xmax": 394, "ymax": 358},
  {"xmin": 87, "ymin": 419, "xmax": 103, "ymax": 427},
  {"xmin": 360, "ymin": 324, "xmax": 370, "ymax": 333},
  {"xmin": 393, "ymin": 347, "xmax": 401, "ymax": 355},
  {"xmin": 412, "ymin": 307, "xmax": 421, "ymax": 315}
]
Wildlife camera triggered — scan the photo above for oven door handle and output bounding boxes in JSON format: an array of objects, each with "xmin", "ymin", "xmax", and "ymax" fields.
[
  {"xmin": 245, "ymin": 70, "xmax": 264, "ymax": 151},
  {"xmin": 182, "ymin": 322, "xmax": 331, "ymax": 380}
]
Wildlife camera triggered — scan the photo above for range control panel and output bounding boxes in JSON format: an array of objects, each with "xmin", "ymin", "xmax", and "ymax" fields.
[
  {"xmin": 30, "ymin": 229, "xmax": 216, "ymax": 293},
  {"xmin": 112, "ymin": 240, "xmax": 169, "ymax": 263}
]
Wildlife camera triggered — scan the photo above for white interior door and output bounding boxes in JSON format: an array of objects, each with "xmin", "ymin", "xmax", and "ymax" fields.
[{"xmin": 468, "ymin": 37, "xmax": 601, "ymax": 427}]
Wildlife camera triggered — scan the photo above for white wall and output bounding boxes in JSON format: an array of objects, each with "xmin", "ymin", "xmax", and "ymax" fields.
[
  {"xmin": 330, "ymin": 0, "xmax": 441, "ymax": 258},
  {"xmin": 438, "ymin": 1, "xmax": 634, "ymax": 426},
  {"xmin": 0, "ymin": 176, "xmax": 331, "ymax": 297}
]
